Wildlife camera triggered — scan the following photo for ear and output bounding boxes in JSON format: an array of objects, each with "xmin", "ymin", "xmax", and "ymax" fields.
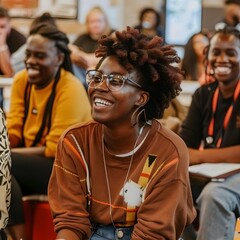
[
  {"xmin": 56, "ymin": 52, "xmax": 64, "ymax": 67},
  {"xmin": 135, "ymin": 91, "xmax": 149, "ymax": 107}
]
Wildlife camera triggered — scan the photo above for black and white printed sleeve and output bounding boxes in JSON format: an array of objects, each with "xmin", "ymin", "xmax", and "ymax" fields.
[{"xmin": 0, "ymin": 109, "xmax": 11, "ymax": 229}]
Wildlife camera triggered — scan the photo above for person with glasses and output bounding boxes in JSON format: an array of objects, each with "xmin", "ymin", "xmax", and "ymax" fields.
[
  {"xmin": 48, "ymin": 26, "xmax": 196, "ymax": 240},
  {"xmin": 180, "ymin": 26, "xmax": 240, "ymax": 239}
]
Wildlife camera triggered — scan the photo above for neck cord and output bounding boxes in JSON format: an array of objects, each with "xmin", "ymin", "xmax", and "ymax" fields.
[
  {"xmin": 207, "ymin": 80, "xmax": 240, "ymax": 147},
  {"xmin": 104, "ymin": 124, "xmax": 145, "ymax": 157},
  {"xmin": 102, "ymin": 124, "xmax": 146, "ymax": 228}
]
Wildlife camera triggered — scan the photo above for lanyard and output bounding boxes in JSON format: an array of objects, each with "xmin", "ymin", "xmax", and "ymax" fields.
[{"xmin": 207, "ymin": 80, "xmax": 240, "ymax": 148}]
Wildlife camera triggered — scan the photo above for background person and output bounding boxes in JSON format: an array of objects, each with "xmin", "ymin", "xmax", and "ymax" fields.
[
  {"xmin": 180, "ymin": 26, "xmax": 240, "ymax": 240},
  {"xmin": 215, "ymin": 0, "xmax": 240, "ymax": 30},
  {"xmin": 10, "ymin": 12, "xmax": 57, "ymax": 74},
  {"xmin": 48, "ymin": 26, "xmax": 196, "ymax": 240},
  {"xmin": 0, "ymin": 6, "xmax": 26, "ymax": 109},
  {"xmin": 69, "ymin": 6, "xmax": 114, "ymax": 87},
  {"xmin": 181, "ymin": 31, "xmax": 210, "ymax": 84},
  {"xmin": 0, "ymin": 6, "xmax": 26, "ymax": 76},
  {"xmin": 6, "ymin": 23, "xmax": 92, "ymax": 240},
  {"xmin": 134, "ymin": 7, "xmax": 164, "ymax": 38}
]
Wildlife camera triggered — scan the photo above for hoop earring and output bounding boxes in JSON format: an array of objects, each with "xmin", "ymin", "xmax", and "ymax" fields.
[{"xmin": 131, "ymin": 107, "xmax": 147, "ymax": 126}]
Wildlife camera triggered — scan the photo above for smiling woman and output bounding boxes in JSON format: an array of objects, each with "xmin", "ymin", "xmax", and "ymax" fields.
[
  {"xmin": 48, "ymin": 26, "xmax": 196, "ymax": 240},
  {"xmin": 6, "ymin": 23, "xmax": 92, "ymax": 240}
]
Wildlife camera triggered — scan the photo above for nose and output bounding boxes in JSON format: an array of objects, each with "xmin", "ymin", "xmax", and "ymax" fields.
[
  {"xmin": 217, "ymin": 52, "xmax": 228, "ymax": 62},
  {"xmin": 94, "ymin": 76, "xmax": 109, "ymax": 91},
  {"xmin": 25, "ymin": 55, "xmax": 37, "ymax": 65}
]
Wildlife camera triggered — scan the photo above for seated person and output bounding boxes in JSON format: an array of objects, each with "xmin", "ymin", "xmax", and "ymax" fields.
[
  {"xmin": 0, "ymin": 6, "xmax": 26, "ymax": 76},
  {"xmin": 134, "ymin": 7, "xmax": 164, "ymax": 38},
  {"xmin": 69, "ymin": 6, "xmax": 114, "ymax": 86},
  {"xmin": 0, "ymin": 108, "xmax": 11, "ymax": 240},
  {"xmin": 10, "ymin": 12, "xmax": 57, "ymax": 74},
  {"xmin": 6, "ymin": 23, "xmax": 92, "ymax": 240},
  {"xmin": 0, "ymin": 6, "xmax": 26, "ymax": 109},
  {"xmin": 180, "ymin": 26, "xmax": 240, "ymax": 240},
  {"xmin": 181, "ymin": 31, "xmax": 210, "ymax": 85},
  {"xmin": 48, "ymin": 26, "xmax": 196, "ymax": 240},
  {"xmin": 215, "ymin": 0, "xmax": 240, "ymax": 30}
]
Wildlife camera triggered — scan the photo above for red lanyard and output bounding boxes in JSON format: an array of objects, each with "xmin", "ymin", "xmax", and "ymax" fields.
[{"xmin": 208, "ymin": 80, "xmax": 240, "ymax": 148}]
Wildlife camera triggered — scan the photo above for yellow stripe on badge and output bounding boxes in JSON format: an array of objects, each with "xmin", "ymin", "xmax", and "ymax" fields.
[
  {"xmin": 138, "ymin": 154, "xmax": 157, "ymax": 186},
  {"xmin": 125, "ymin": 154, "xmax": 157, "ymax": 224}
]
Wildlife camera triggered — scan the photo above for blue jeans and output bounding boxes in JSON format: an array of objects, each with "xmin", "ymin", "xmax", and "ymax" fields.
[
  {"xmin": 89, "ymin": 224, "xmax": 133, "ymax": 240},
  {"xmin": 196, "ymin": 173, "xmax": 240, "ymax": 240}
]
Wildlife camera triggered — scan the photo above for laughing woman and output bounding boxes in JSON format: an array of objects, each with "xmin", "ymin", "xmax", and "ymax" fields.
[
  {"xmin": 6, "ymin": 24, "xmax": 92, "ymax": 240},
  {"xmin": 48, "ymin": 27, "xmax": 196, "ymax": 240}
]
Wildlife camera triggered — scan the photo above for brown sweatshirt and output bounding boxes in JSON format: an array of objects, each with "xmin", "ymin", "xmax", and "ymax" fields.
[{"xmin": 48, "ymin": 119, "xmax": 196, "ymax": 240}]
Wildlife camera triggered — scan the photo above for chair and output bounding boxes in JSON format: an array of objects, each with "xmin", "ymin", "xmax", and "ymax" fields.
[{"xmin": 23, "ymin": 195, "xmax": 56, "ymax": 240}]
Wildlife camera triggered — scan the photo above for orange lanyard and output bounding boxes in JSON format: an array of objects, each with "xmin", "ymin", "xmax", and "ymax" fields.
[{"xmin": 208, "ymin": 80, "xmax": 240, "ymax": 148}]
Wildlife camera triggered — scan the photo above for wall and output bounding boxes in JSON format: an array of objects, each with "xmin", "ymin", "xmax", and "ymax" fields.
[{"xmin": 11, "ymin": 0, "xmax": 225, "ymax": 41}]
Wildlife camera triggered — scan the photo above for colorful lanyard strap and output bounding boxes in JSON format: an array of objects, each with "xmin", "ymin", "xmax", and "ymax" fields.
[{"xmin": 208, "ymin": 80, "xmax": 240, "ymax": 148}]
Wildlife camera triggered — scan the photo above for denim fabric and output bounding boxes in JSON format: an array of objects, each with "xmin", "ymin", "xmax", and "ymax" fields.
[
  {"xmin": 196, "ymin": 173, "xmax": 240, "ymax": 240},
  {"xmin": 89, "ymin": 225, "xmax": 133, "ymax": 240}
]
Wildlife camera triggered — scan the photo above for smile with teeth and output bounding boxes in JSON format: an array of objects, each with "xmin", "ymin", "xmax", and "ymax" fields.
[
  {"xmin": 27, "ymin": 68, "xmax": 40, "ymax": 77},
  {"xmin": 214, "ymin": 66, "xmax": 231, "ymax": 75},
  {"xmin": 94, "ymin": 97, "xmax": 112, "ymax": 107}
]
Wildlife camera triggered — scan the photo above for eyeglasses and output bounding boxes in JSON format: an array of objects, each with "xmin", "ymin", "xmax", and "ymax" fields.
[
  {"xmin": 86, "ymin": 70, "xmax": 142, "ymax": 92},
  {"xmin": 215, "ymin": 22, "xmax": 240, "ymax": 31}
]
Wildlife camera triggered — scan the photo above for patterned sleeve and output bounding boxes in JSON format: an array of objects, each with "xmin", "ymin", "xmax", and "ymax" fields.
[{"xmin": 0, "ymin": 109, "xmax": 11, "ymax": 229}]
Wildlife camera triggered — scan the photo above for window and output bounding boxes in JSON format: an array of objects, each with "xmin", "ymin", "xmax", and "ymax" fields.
[{"xmin": 165, "ymin": 0, "xmax": 202, "ymax": 45}]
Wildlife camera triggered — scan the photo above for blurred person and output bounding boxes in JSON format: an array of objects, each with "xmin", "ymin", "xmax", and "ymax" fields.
[
  {"xmin": 215, "ymin": 0, "xmax": 240, "ymax": 30},
  {"xmin": 6, "ymin": 24, "xmax": 92, "ymax": 240},
  {"xmin": 0, "ymin": 108, "xmax": 11, "ymax": 240},
  {"xmin": 180, "ymin": 26, "xmax": 240, "ymax": 240},
  {"xmin": 0, "ymin": 6, "xmax": 26, "ymax": 109},
  {"xmin": 11, "ymin": 12, "xmax": 57, "ymax": 74},
  {"xmin": 48, "ymin": 26, "xmax": 196, "ymax": 240},
  {"xmin": 160, "ymin": 98, "xmax": 187, "ymax": 134},
  {"xmin": 69, "ymin": 6, "xmax": 114, "ymax": 87},
  {"xmin": 181, "ymin": 31, "xmax": 210, "ymax": 85},
  {"xmin": 134, "ymin": 7, "xmax": 164, "ymax": 38},
  {"xmin": 0, "ymin": 6, "xmax": 26, "ymax": 76}
]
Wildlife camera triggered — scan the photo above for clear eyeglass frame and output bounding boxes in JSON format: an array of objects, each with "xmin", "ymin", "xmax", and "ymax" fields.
[{"xmin": 86, "ymin": 70, "xmax": 142, "ymax": 91}]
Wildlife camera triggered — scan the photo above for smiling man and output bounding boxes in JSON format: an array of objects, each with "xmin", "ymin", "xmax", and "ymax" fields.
[{"xmin": 180, "ymin": 26, "xmax": 240, "ymax": 240}]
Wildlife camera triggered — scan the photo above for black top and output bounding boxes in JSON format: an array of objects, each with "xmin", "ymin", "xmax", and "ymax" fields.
[
  {"xmin": 7, "ymin": 28, "xmax": 26, "ymax": 54},
  {"xmin": 180, "ymin": 81, "xmax": 240, "ymax": 149},
  {"xmin": 73, "ymin": 33, "xmax": 99, "ymax": 53}
]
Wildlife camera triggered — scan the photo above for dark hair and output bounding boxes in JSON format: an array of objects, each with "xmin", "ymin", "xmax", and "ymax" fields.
[
  {"xmin": 25, "ymin": 23, "xmax": 74, "ymax": 141},
  {"xmin": 95, "ymin": 26, "xmax": 182, "ymax": 120},
  {"xmin": 29, "ymin": 23, "xmax": 73, "ymax": 73},
  {"xmin": 30, "ymin": 12, "xmax": 57, "ymax": 32},
  {"xmin": 225, "ymin": 0, "xmax": 240, "ymax": 5},
  {"xmin": 0, "ymin": 7, "xmax": 9, "ymax": 18},
  {"xmin": 139, "ymin": 7, "xmax": 161, "ymax": 28},
  {"xmin": 181, "ymin": 31, "xmax": 208, "ymax": 80},
  {"xmin": 204, "ymin": 26, "xmax": 240, "ymax": 79}
]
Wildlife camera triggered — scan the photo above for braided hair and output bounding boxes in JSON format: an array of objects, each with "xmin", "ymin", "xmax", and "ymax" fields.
[
  {"xmin": 29, "ymin": 23, "xmax": 73, "ymax": 73},
  {"xmin": 24, "ymin": 23, "xmax": 74, "ymax": 146},
  {"xmin": 204, "ymin": 26, "xmax": 240, "ymax": 81},
  {"xmin": 95, "ymin": 26, "xmax": 183, "ymax": 120}
]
